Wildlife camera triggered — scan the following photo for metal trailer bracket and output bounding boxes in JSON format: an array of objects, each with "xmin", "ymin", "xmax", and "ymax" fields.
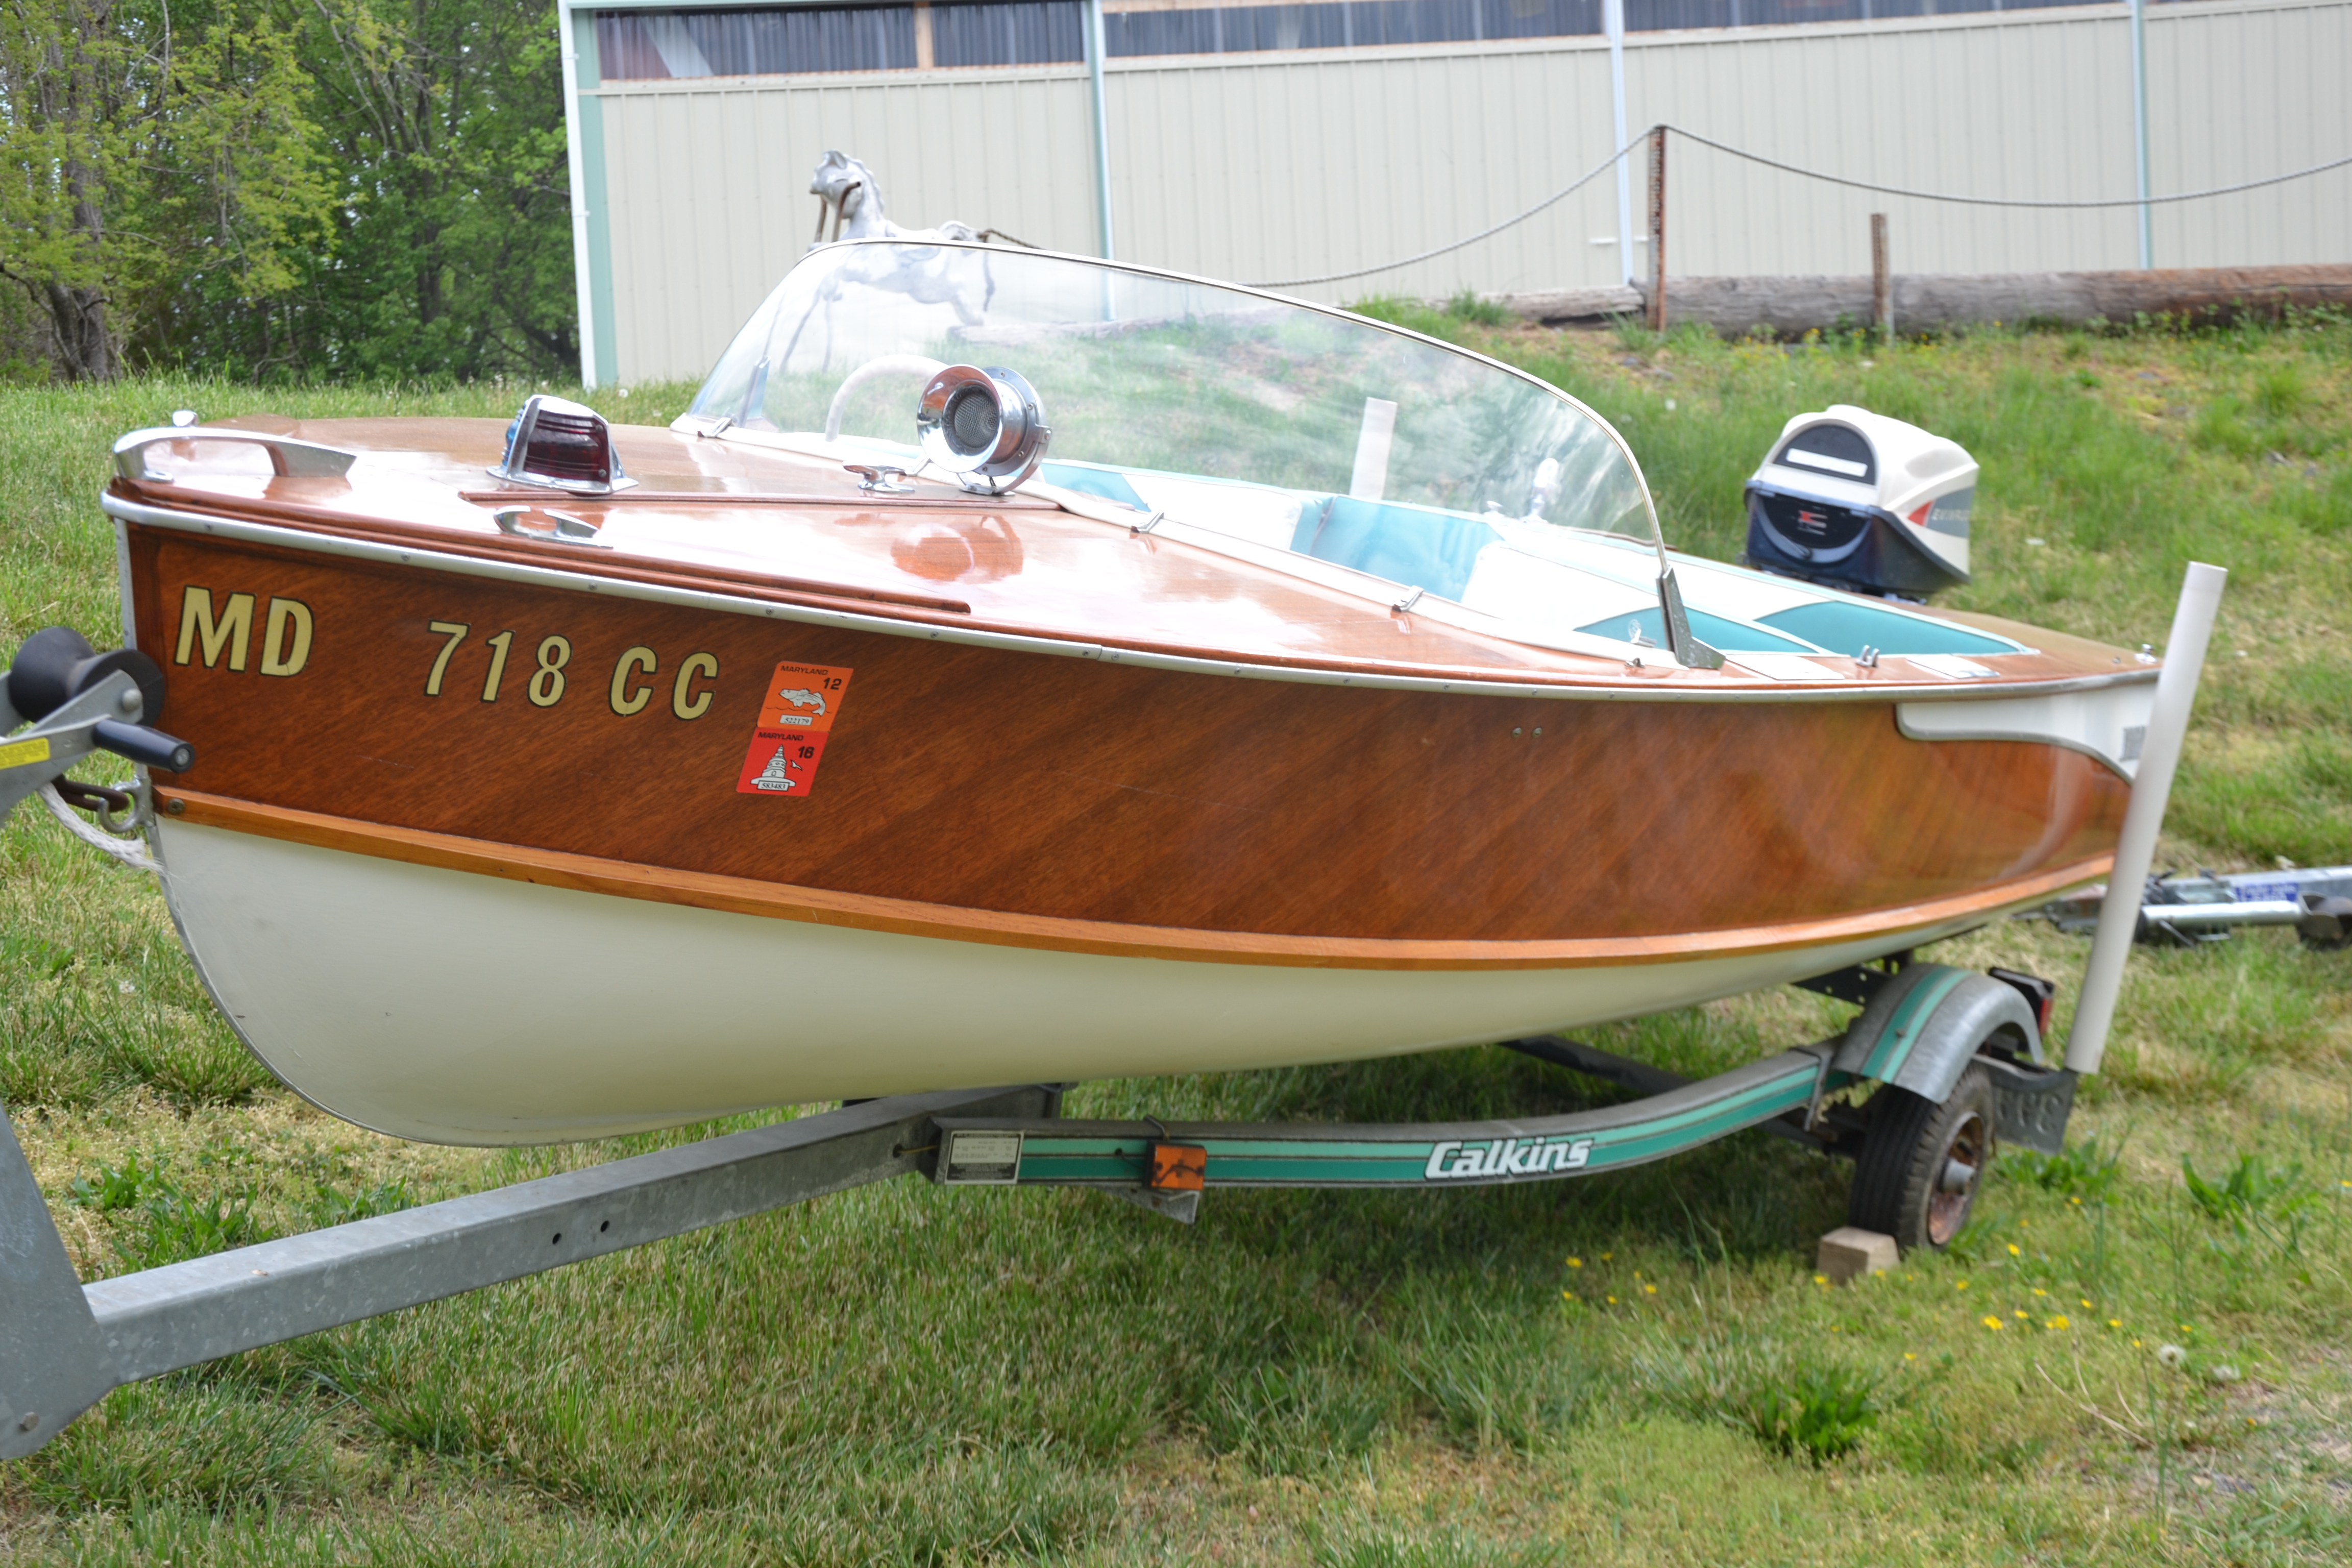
[{"xmin": 1, "ymin": 1083, "xmax": 1058, "ymax": 1461}]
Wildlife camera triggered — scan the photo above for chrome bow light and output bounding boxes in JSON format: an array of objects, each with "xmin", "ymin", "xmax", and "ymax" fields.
[
  {"xmin": 916, "ymin": 365, "xmax": 1049, "ymax": 495},
  {"xmin": 488, "ymin": 395, "xmax": 638, "ymax": 496}
]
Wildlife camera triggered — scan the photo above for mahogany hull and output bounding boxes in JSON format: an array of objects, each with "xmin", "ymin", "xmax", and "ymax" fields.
[{"xmin": 126, "ymin": 524, "xmax": 2128, "ymax": 953}]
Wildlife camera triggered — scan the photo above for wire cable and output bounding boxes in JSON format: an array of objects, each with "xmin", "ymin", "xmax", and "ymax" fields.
[
  {"xmin": 1670, "ymin": 127, "xmax": 2352, "ymax": 209},
  {"xmin": 1250, "ymin": 132, "xmax": 1651, "ymax": 289},
  {"xmin": 1252, "ymin": 124, "xmax": 2352, "ymax": 290}
]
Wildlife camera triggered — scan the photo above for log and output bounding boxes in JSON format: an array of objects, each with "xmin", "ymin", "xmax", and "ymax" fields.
[
  {"xmin": 1489, "ymin": 286, "xmax": 1644, "ymax": 325},
  {"xmin": 1570, "ymin": 264, "xmax": 2352, "ymax": 337}
]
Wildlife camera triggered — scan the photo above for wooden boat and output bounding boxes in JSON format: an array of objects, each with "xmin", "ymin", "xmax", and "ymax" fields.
[{"xmin": 92, "ymin": 241, "xmax": 2151, "ymax": 1144}]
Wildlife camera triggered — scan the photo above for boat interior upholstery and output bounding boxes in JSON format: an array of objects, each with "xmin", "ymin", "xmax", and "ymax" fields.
[{"xmin": 1039, "ymin": 458, "xmax": 2018, "ymax": 659}]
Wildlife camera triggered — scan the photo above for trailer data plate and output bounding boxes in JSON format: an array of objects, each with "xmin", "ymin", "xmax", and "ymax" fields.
[{"xmin": 940, "ymin": 1129, "xmax": 1024, "ymax": 1184}]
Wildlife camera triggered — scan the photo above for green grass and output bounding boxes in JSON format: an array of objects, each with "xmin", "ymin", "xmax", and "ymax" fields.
[{"xmin": 2, "ymin": 323, "xmax": 2349, "ymax": 1563}]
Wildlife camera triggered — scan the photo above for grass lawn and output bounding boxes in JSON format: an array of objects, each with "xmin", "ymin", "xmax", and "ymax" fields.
[{"xmin": 2, "ymin": 314, "xmax": 2348, "ymax": 1565}]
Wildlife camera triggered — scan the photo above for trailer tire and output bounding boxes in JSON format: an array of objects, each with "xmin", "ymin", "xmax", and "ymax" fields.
[{"xmin": 1847, "ymin": 1063, "xmax": 1995, "ymax": 1253}]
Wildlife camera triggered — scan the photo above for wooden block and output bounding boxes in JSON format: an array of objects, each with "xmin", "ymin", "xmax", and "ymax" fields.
[{"xmin": 1817, "ymin": 1226, "xmax": 1899, "ymax": 1284}]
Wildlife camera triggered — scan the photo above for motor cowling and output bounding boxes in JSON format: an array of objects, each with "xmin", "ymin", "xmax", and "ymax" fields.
[{"xmin": 1743, "ymin": 404, "xmax": 1975, "ymax": 599}]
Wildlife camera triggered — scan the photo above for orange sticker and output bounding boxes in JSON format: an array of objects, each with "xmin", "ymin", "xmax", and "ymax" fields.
[
  {"xmin": 758, "ymin": 662, "xmax": 851, "ymax": 732},
  {"xmin": 739, "ymin": 662, "xmax": 853, "ymax": 797}
]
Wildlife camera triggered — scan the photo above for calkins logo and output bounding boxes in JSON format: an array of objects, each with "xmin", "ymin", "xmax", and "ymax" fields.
[{"xmin": 1424, "ymin": 1137, "xmax": 1594, "ymax": 1180}]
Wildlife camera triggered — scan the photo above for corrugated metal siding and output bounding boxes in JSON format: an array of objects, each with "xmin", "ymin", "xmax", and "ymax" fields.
[
  {"xmin": 2150, "ymin": 1, "xmax": 2352, "ymax": 265},
  {"xmin": 592, "ymin": 0, "xmax": 2351, "ymax": 383},
  {"xmin": 598, "ymin": 68, "xmax": 1098, "ymax": 382}
]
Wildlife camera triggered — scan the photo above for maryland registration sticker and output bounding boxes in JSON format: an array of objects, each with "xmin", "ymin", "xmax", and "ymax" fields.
[{"xmin": 737, "ymin": 662, "xmax": 852, "ymax": 797}]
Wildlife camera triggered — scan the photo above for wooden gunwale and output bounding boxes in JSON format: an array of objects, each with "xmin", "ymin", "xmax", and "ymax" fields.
[
  {"xmin": 117, "ymin": 480, "xmax": 975, "ymax": 616},
  {"xmin": 154, "ymin": 788, "xmax": 2115, "ymax": 971},
  {"xmin": 105, "ymin": 487, "xmax": 2163, "ymax": 707}
]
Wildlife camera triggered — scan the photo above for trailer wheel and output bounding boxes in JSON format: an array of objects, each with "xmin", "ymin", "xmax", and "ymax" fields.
[{"xmin": 1848, "ymin": 1063, "xmax": 1994, "ymax": 1252}]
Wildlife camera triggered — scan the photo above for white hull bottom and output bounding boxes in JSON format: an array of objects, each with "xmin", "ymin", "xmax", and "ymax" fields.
[{"xmin": 159, "ymin": 822, "xmax": 1999, "ymax": 1145}]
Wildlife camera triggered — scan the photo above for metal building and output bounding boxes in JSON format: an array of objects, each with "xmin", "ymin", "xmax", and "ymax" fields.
[{"xmin": 557, "ymin": 0, "xmax": 2352, "ymax": 385}]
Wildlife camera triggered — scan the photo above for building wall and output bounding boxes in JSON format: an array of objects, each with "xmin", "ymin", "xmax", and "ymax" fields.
[{"xmin": 580, "ymin": 0, "xmax": 2352, "ymax": 384}]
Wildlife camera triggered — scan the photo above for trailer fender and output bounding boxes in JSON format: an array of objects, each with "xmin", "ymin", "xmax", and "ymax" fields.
[{"xmin": 1830, "ymin": 964, "xmax": 2043, "ymax": 1106}]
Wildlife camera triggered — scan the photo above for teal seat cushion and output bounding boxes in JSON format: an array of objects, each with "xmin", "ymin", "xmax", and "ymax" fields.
[
  {"xmin": 1291, "ymin": 497, "xmax": 1499, "ymax": 602},
  {"xmin": 1039, "ymin": 462, "xmax": 1147, "ymax": 510},
  {"xmin": 1758, "ymin": 601, "xmax": 2015, "ymax": 656},
  {"xmin": 1576, "ymin": 606, "xmax": 1814, "ymax": 653}
]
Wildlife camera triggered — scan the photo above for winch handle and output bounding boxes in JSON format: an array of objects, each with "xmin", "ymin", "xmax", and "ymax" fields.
[{"xmin": 92, "ymin": 719, "xmax": 193, "ymax": 773}]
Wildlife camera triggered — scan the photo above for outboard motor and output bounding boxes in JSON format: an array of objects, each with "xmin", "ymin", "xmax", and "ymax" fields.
[{"xmin": 1743, "ymin": 405, "xmax": 1975, "ymax": 599}]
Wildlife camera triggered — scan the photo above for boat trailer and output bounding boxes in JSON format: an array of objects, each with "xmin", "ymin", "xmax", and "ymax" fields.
[
  {"xmin": 0, "ymin": 565, "xmax": 2227, "ymax": 1461},
  {"xmin": 2038, "ymin": 864, "xmax": 2352, "ymax": 949}
]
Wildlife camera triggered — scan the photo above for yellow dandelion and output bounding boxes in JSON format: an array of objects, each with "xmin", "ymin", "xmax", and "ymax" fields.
[
  {"xmin": 1644, "ymin": 1284, "xmax": 1658, "ymax": 1295},
  {"xmin": 1607, "ymin": 1294, "xmax": 1619, "ymax": 1305},
  {"xmin": 1830, "ymin": 1325, "xmax": 1842, "ymax": 1333},
  {"xmin": 1563, "ymin": 1290, "xmax": 1577, "ymax": 1300},
  {"xmin": 2133, "ymin": 1338, "xmax": 2143, "ymax": 1348},
  {"xmin": 2015, "ymin": 1309, "xmax": 2029, "ymax": 1319},
  {"xmin": 1601, "ymin": 1252, "xmax": 1614, "ymax": 1262},
  {"xmin": 2070, "ymin": 1195, "xmax": 2082, "ymax": 1206},
  {"xmin": 1956, "ymin": 1281, "xmax": 1970, "ymax": 1291},
  {"xmin": 2048, "ymin": 1315, "xmax": 2071, "ymax": 1330},
  {"xmin": 1814, "ymin": 1274, "xmax": 1829, "ymax": 1286},
  {"xmin": 1904, "ymin": 1353, "xmax": 1917, "ymax": 1361},
  {"xmin": 2032, "ymin": 1288, "xmax": 2047, "ymax": 1297},
  {"xmin": 1567, "ymin": 1257, "xmax": 1583, "ymax": 1268},
  {"xmin": 1982, "ymin": 1316, "xmax": 2003, "ymax": 1331},
  {"xmin": 2006, "ymin": 1243, "xmax": 2021, "ymax": 1257},
  {"xmin": 2081, "ymin": 1299, "xmax": 2094, "ymax": 1309}
]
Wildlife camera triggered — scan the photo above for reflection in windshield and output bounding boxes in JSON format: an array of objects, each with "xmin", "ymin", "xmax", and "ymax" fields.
[{"xmin": 688, "ymin": 241, "xmax": 1659, "ymax": 566}]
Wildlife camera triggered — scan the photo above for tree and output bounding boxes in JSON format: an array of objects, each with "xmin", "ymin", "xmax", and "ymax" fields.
[
  {"xmin": 0, "ymin": 0, "xmax": 577, "ymax": 382},
  {"xmin": 0, "ymin": 0, "xmax": 335, "ymax": 379},
  {"xmin": 211, "ymin": 0, "xmax": 578, "ymax": 380}
]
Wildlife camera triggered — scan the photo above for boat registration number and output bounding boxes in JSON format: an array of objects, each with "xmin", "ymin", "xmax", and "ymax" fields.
[{"xmin": 410, "ymin": 617, "xmax": 855, "ymax": 799}]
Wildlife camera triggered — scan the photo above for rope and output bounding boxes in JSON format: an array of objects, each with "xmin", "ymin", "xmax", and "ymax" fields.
[
  {"xmin": 1251, "ymin": 124, "xmax": 2352, "ymax": 290},
  {"xmin": 1669, "ymin": 127, "xmax": 2352, "ymax": 209},
  {"xmin": 1249, "ymin": 132, "xmax": 1650, "ymax": 289},
  {"xmin": 38, "ymin": 783, "xmax": 160, "ymax": 874}
]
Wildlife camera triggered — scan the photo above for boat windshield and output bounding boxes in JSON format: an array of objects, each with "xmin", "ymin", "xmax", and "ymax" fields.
[{"xmin": 687, "ymin": 240, "xmax": 1664, "ymax": 608}]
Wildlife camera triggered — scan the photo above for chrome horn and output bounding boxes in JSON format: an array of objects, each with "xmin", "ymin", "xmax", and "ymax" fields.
[{"xmin": 916, "ymin": 365, "xmax": 1049, "ymax": 496}]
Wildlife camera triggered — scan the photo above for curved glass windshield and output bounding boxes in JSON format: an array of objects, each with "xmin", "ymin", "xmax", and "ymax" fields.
[{"xmin": 688, "ymin": 241, "xmax": 1662, "ymax": 601}]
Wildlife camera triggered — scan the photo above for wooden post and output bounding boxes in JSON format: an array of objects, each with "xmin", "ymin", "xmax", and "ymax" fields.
[
  {"xmin": 1646, "ymin": 127, "xmax": 1667, "ymax": 333},
  {"xmin": 1871, "ymin": 213, "xmax": 1892, "ymax": 341}
]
